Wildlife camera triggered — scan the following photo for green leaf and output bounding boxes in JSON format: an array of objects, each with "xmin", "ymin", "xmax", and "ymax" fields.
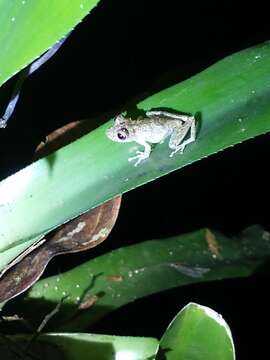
[
  {"xmin": 0, "ymin": 0, "xmax": 99, "ymax": 87},
  {"xmin": 1, "ymin": 42, "xmax": 270, "ymax": 271},
  {"xmin": 158, "ymin": 303, "xmax": 235, "ymax": 360},
  {"xmin": 44, "ymin": 333, "xmax": 158, "ymax": 360},
  {"xmin": 8, "ymin": 225, "xmax": 270, "ymax": 331},
  {"xmin": 0, "ymin": 333, "xmax": 159, "ymax": 360}
]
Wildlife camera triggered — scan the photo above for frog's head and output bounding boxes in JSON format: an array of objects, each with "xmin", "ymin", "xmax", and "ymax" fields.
[{"xmin": 106, "ymin": 115, "xmax": 132, "ymax": 143}]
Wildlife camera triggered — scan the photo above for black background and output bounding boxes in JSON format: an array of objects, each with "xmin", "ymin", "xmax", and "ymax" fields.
[{"xmin": 1, "ymin": 1, "xmax": 270, "ymax": 358}]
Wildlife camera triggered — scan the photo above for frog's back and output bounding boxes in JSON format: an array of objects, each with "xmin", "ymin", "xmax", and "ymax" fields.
[{"xmin": 131, "ymin": 118, "xmax": 176, "ymax": 143}]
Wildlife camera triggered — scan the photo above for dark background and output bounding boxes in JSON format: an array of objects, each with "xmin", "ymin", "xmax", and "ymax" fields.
[{"xmin": 1, "ymin": 1, "xmax": 270, "ymax": 358}]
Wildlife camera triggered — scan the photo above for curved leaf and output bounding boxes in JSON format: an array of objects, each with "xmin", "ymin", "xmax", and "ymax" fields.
[
  {"xmin": 0, "ymin": 0, "xmax": 99, "ymax": 87},
  {"xmin": 1, "ymin": 42, "xmax": 270, "ymax": 271},
  {"xmin": 43, "ymin": 333, "xmax": 159, "ymax": 360},
  {"xmin": 0, "ymin": 333, "xmax": 158, "ymax": 360},
  {"xmin": 7, "ymin": 225, "xmax": 270, "ymax": 331},
  {"xmin": 158, "ymin": 303, "xmax": 235, "ymax": 360}
]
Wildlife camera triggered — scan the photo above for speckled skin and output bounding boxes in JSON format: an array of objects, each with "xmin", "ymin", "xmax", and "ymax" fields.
[{"xmin": 106, "ymin": 111, "xmax": 196, "ymax": 166}]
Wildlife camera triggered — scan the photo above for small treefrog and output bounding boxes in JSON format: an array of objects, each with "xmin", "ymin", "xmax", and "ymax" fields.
[{"xmin": 106, "ymin": 110, "xmax": 196, "ymax": 166}]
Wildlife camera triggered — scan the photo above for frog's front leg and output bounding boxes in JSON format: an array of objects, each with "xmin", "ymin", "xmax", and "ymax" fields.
[
  {"xmin": 169, "ymin": 116, "xmax": 196, "ymax": 157},
  {"xmin": 128, "ymin": 140, "xmax": 151, "ymax": 167}
]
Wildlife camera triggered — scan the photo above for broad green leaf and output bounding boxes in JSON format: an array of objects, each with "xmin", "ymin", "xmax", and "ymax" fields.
[
  {"xmin": 158, "ymin": 303, "xmax": 235, "ymax": 360},
  {"xmin": 1, "ymin": 42, "xmax": 270, "ymax": 271},
  {"xmin": 0, "ymin": 0, "xmax": 99, "ymax": 87},
  {"xmin": 0, "ymin": 333, "xmax": 158, "ymax": 360},
  {"xmin": 8, "ymin": 225, "xmax": 269, "ymax": 331},
  {"xmin": 44, "ymin": 333, "xmax": 159, "ymax": 360}
]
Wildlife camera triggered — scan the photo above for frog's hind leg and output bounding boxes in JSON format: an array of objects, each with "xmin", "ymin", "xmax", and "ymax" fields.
[
  {"xmin": 169, "ymin": 117, "xmax": 196, "ymax": 157},
  {"xmin": 146, "ymin": 110, "xmax": 191, "ymax": 123}
]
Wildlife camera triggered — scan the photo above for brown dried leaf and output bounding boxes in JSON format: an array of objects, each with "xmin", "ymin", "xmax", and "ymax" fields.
[{"xmin": 0, "ymin": 196, "xmax": 121, "ymax": 302}]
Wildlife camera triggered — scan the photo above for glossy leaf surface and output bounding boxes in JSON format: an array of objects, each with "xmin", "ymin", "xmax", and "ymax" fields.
[
  {"xmin": 0, "ymin": 0, "xmax": 99, "ymax": 87},
  {"xmin": 1, "ymin": 42, "xmax": 270, "ymax": 272},
  {"xmin": 0, "ymin": 333, "xmax": 158, "ymax": 360},
  {"xmin": 8, "ymin": 225, "xmax": 269, "ymax": 331},
  {"xmin": 158, "ymin": 303, "xmax": 235, "ymax": 360}
]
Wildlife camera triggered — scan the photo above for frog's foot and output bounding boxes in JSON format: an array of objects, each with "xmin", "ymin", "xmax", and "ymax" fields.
[
  {"xmin": 128, "ymin": 151, "xmax": 148, "ymax": 167},
  {"xmin": 169, "ymin": 145, "xmax": 185, "ymax": 157}
]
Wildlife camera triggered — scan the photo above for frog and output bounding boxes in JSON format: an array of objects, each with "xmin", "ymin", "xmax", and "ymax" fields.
[{"xmin": 106, "ymin": 110, "xmax": 196, "ymax": 166}]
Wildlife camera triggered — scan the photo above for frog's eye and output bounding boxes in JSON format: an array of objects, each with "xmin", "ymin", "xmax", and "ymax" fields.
[{"xmin": 117, "ymin": 128, "xmax": 129, "ymax": 140}]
